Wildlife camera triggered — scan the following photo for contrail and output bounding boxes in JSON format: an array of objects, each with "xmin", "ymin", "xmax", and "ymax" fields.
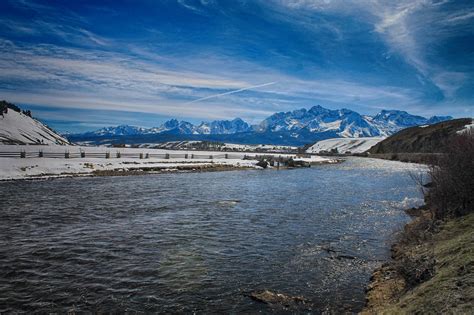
[{"xmin": 186, "ymin": 81, "xmax": 277, "ymax": 104}]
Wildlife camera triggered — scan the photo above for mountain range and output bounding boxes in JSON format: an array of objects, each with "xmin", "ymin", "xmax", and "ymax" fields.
[
  {"xmin": 69, "ymin": 105, "xmax": 452, "ymax": 146},
  {"xmin": 80, "ymin": 118, "xmax": 252, "ymax": 137}
]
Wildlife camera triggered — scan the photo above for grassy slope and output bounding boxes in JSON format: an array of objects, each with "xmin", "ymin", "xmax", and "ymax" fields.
[{"xmin": 362, "ymin": 213, "xmax": 474, "ymax": 314}]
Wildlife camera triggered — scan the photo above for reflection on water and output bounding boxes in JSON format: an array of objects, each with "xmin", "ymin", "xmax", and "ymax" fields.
[{"xmin": 0, "ymin": 158, "xmax": 424, "ymax": 313}]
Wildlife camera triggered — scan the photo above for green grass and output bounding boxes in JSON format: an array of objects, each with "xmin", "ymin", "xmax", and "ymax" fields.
[{"xmin": 380, "ymin": 213, "xmax": 474, "ymax": 314}]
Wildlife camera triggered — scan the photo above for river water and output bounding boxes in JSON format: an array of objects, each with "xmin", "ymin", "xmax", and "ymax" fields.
[{"xmin": 0, "ymin": 158, "xmax": 425, "ymax": 313}]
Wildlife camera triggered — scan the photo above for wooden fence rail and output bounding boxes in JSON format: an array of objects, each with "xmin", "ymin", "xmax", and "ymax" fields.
[{"xmin": 0, "ymin": 151, "xmax": 288, "ymax": 160}]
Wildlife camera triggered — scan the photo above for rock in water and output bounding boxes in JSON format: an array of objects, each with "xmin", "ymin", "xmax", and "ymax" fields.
[{"xmin": 247, "ymin": 290, "xmax": 308, "ymax": 308}]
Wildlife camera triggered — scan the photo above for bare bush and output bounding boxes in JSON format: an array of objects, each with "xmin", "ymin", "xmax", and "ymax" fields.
[
  {"xmin": 396, "ymin": 215, "xmax": 434, "ymax": 247},
  {"xmin": 393, "ymin": 214, "xmax": 437, "ymax": 288},
  {"xmin": 397, "ymin": 253, "xmax": 436, "ymax": 288},
  {"xmin": 426, "ymin": 132, "xmax": 474, "ymax": 219}
]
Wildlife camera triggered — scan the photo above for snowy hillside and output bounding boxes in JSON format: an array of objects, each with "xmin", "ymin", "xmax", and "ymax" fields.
[
  {"xmin": 306, "ymin": 137, "xmax": 385, "ymax": 154},
  {"xmin": 0, "ymin": 109, "xmax": 69, "ymax": 145}
]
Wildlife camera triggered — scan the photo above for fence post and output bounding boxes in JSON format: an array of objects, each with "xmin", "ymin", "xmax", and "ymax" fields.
[
  {"xmin": 209, "ymin": 155, "xmax": 213, "ymax": 159},
  {"xmin": 165, "ymin": 153, "xmax": 170, "ymax": 159},
  {"xmin": 81, "ymin": 151, "xmax": 85, "ymax": 158},
  {"xmin": 191, "ymin": 154, "xmax": 194, "ymax": 159},
  {"xmin": 145, "ymin": 153, "xmax": 149, "ymax": 159},
  {"xmin": 65, "ymin": 151, "xmax": 69, "ymax": 159},
  {"xmin": 116, "ymin": 152, "xmax": 121, "ymax": 158},
  {"xmin": 225, "ymin": 153, "xmax": 228, "ymax": 159},
  {"xmin": 20, "ymin": 151, "xmax": 26, "ymax": 158},
  {"xmin": 185, "ymin": 154, "xmax": 188, "ymax": 159},
  {"xmin": 139, "ymin": 153, "xmax": 143, "ymax": 159},
  {"xmin": 38, "ymin": 150, "xmax": 43, "ymax": 158},
  {"xmin": 106, "ymin": 152, "xmax": 110, "ymax": 159}
]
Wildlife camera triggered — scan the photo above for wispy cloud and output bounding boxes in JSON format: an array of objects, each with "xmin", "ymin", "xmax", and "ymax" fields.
[
  {"xmin": 0, "ymin": 36, "xmax": 446, "ymax": 122},
  {"xmin": 444, "ymin": 11, "xmax": 474, "ymax": 24},
  {"xmin": 185, "ymin": 82, "xmax": 277, "ymax": 104},
  {"xmin": 276, "ymin": 0, "xmax": 472, "ymax": 101}
]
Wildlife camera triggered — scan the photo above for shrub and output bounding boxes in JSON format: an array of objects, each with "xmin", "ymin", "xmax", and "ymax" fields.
[
  {"xmin": 393, "ymin": 214, "xmax": 437, "ymax": 288},
  {"xmin": 426, "ymin": 132, "xmax": 474, "ymax": 219},
  {"xmin": 397, "ymin": 253, "xmax": 436, "ymax": 288},
  {"xmin": 0, "ymin": 100, "xmax": 21, "ymax": 112}
]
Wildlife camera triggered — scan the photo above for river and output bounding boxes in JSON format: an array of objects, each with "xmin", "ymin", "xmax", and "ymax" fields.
[{"xmin": 0, "ymin": 157, "xmax": 425, "ymax": 313}]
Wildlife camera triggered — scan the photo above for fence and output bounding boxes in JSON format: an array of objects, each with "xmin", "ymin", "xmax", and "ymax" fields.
[{"xmin": 0, "ymin": 150, "xmax": 289, "ymax": 161}]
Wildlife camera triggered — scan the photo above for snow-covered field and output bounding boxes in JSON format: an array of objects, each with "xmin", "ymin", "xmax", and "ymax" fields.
[
  {"xmin": 0, "ymin": 157, "xmax": 256, "ymax": 180},
  {"xmin": 306, "ymin": 137, "xmax": 385, "ymax": 154},
  {"xmin": 0, "ymin": 145, "xmax": 335, "ymax": 180}
]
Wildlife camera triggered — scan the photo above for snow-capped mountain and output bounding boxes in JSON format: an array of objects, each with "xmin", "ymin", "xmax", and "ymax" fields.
[
  {"xmin": 372, "ymin": 110, "xmax": 427, "ymax": 127},
  {"xmin": 153, "ymin": 119, "xmax": 196, "ymax": 134},
  {"xmin": 0, "ymin": 103, "xmax": 70, "ymax": 145},
  {"xmin": 426, "ymin": 116, "xmax": 454, "ymax": 125},
  {"xmin": 196, "ymin": 118, "xmax": 251, "ymax": 134},
  {"xmin": 259, "ymin": 106, "xmax": 452, "ymax": 138}
]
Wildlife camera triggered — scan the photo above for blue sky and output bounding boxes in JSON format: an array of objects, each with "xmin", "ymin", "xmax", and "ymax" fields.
[{"xmin": 0, "ymin": 0, "xmax": 473, "ymax": 132}]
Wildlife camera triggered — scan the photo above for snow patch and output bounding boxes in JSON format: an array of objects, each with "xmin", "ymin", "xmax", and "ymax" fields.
[{"xmin": 457, "ymin": 119, "xmax": 474, "ymax": 135}]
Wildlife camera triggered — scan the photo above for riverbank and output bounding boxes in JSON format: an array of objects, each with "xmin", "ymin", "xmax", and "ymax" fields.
[
  {"xmin": 0, "ymin": 155, "xmax": 338, "ymax": 181},
  {"xmin": 362, "ymin": 208, "xmax": 474, "ymax": 314},
  {"xmin": 367, "ymin": 153, "xmax": 442, "ymax": 164},
  {"xmin": 363, "ymin": 132, "xmax": 473, "ymax": 314}
]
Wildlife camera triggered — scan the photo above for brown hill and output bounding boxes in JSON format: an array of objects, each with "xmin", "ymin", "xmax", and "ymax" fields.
[{"xmin": 368, "ymin": 118, "xmax": 472, "ymax": 154}]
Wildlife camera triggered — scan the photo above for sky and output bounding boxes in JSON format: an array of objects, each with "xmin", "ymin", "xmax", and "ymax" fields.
[{"xmin": 0, "ymin": 0, "xmax": 473, "ymax": 133}]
